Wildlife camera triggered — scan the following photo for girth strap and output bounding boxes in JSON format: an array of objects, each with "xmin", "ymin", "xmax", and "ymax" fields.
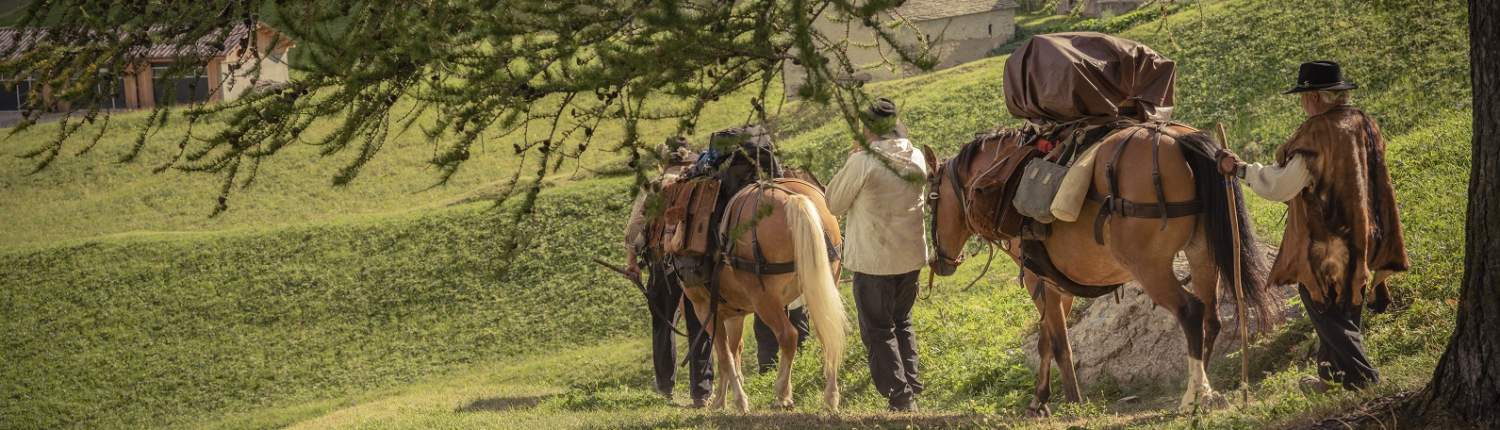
[{"xmin": 1021, "ymin": 239, "xmax": 1122, "ymax": 299}]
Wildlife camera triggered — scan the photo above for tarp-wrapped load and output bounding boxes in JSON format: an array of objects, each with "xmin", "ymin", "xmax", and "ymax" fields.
[{"xmin": 1004, "ymin": 32, "xmax": 1177, "ymax": 123}]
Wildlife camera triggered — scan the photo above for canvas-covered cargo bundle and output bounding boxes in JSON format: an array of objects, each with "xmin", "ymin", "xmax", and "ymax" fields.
[{"xmin": 1004, "ymin": 32, "xmax": 1177, "ymax": 123}]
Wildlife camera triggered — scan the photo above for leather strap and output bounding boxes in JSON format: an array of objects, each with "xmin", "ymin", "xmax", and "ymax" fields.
[
  {"xmin": 1089, "ymin": 191, "xmax": 1204, "ymax": 218},
  {"xmin": 1021, "ymin": 239, "xmax": 1122, "ymax": 299},
  {"xmin": 724, "ymin": 234, "xmax": 840, "ymax": 276},
  {"xmin": 1149, "ymin": 125, "xmax": 1170, "ymax": 230},
  {"xmin": 1096, "ymin": 128, "xmax": 1144, "ymax": 244}
]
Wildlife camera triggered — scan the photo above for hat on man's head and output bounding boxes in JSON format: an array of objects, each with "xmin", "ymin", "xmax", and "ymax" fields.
[
  {"xmin": 1285, "ymin": 61, "xmax": 1359, "ymax": 94},
  {"xmin": 866, "ymin": 97, "xmax": 898, "ymax": 118},
  {"xmin": 658, "ymin": 136, "xmax": 695, "ymax": 165},
  {"xmin": 860, "ymin": 97, "xmax": 901, "ymax": 136},
  {"xmin": 664, "ymin": 136, "xmax": 689, "ymax": 151}
]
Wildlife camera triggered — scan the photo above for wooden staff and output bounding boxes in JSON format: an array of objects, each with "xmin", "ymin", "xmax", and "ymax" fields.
[{"xmin": 1215, "ymin": 122, "xmax": 1251, "ymax": 407}]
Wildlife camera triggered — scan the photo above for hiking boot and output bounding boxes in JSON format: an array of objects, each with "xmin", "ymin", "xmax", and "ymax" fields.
[
  {"xmin": 888, "ymin": 396, "xmax": 917, "ymax": 413},
  {"xmin": 689, "ymin": 397, "xmax": 709, "ymax": 409}
]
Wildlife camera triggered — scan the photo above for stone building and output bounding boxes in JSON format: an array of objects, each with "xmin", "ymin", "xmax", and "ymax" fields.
[
  {"xmin": 0, "ymin": 22, "xmax": 293, "ymax": 112},
  {"xmin": 783, "ymin": 0, "xmax": 1019, "ymax": 95}
]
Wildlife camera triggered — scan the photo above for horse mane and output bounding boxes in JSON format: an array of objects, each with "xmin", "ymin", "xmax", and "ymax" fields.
[{"xmin": 950, "ymin": 129, "xmax": 1020, "ymax": 173}]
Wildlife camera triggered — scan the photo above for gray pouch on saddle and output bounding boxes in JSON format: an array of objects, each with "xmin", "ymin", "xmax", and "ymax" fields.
[{"xmin": 1014, "ymin": 158, "xmax": 1069, "ymax": 223}]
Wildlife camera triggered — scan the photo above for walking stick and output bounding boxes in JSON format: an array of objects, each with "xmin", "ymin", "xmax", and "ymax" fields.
[{"xmin": 1215, "ymin": 123, "xmax": 1251, "ymax": 407}]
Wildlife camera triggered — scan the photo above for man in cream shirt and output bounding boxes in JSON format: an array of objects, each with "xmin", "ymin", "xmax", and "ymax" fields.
[{"xmin": 826, "ymin": 98, "xmax": 929, "ymax": 412}]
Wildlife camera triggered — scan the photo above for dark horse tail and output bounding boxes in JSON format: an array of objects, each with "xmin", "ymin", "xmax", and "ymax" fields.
[{"xmin": 1177, "ymin": 131, "xmax": 1279, "ymax": 328}]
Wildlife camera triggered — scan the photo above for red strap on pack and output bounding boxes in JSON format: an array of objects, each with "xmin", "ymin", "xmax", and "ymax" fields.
[{"xmin": 1037, "ymin": 138, "xmax": 1055, "ymax": 153}]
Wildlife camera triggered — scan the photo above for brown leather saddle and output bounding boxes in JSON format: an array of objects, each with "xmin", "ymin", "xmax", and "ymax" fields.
[{"xmin": 956, "ymin": 121, "xmax": 1206, "ymax": 298}]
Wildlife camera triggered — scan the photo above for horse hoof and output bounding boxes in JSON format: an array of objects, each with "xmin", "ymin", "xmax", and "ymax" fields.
[
  {"xmin": 1200, "ymin": 391, "xmax": 1229, "ymax": 409},
  {"xmin": 1025, "ymin": 404, "xmax": 1051, "ymax": 418},
  {"xmin": 1178, "ymin": 391, "xmax": 1227, "ymax": 414},
  {"xmin": 772, "ymin": 400, "xmax": 795, "ymax": 410}
]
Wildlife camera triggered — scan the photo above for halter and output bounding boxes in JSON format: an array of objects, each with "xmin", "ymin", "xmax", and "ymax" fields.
[{"xmin": 927, "ymin": 152, "xmax": 972, "ymax": 268}]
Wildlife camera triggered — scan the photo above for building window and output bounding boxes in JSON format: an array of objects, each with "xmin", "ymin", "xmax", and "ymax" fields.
[
  {"xmin": 989, "ymin": 23, "xmax": 993, "ymax": 36},
  {"xmin": 0, "ymin": 79, "xmax": 31, "ymax": 112},
  {"xmin": 94, "ymin": 71, "xmax": 128, "ymax": 110},
  {"xmin": 152, "ymin": 64, "xmax": 211, "ymax": 106}
]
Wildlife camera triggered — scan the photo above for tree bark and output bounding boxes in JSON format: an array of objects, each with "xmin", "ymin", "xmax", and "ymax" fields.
[{"xmin": 1405, "ymin": 2, "xmax": 1500, "ymax": 429}]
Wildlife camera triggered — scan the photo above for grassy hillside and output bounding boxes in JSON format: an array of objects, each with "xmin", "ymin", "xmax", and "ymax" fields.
[
  {"xmin": 0, "ymin": 90, "xmax": 770, "ymax": 248},
  {"xmin": 0, "ymin": 0, "xmax": 1472, "ymax": 429},
  {"xmin": 0, "ymin": 178, "xmax": 657, "ymax": 428}
]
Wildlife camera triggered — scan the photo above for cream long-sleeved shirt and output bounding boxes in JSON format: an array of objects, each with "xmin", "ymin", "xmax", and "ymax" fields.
[
  {"xmin": 1242, "ymin": 154, "xmax": 1312, "ymax": 202},
  {"xmin": 825, "ymin": 138, "xmax": 929, "ymax": 275}
]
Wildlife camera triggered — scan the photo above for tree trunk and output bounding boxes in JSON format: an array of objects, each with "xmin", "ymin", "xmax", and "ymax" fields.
[{"xmin": 1405, "ymin": 2, "xmax": 1500, "ymax": 428}]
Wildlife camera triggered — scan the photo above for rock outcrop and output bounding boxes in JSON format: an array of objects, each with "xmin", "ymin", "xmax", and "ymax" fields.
[{"xmin": 1022, "ymin": 246, "xmax": 1295, "ymax": 393}]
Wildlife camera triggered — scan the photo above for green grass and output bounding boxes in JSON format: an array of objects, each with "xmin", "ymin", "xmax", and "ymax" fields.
[
  {"xmin": 0, "ymin": 0, "xmax": 1473, "ymax": 428},
  {"xmin": 0, "ymin": 178, "xmax": 659, "ymax": 429},
  {"xmin": 0, "ymin": 87, "xmax": 772, "ymax": 248}
]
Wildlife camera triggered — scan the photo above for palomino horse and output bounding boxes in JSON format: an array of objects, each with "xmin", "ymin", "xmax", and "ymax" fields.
[
  {"xmin": 927, "ymin": 123, "xmax": 1274, "ymax": 415},
  {"xmin": 681, "ymin": 178, "xmax": 847, "ymax": 412}
]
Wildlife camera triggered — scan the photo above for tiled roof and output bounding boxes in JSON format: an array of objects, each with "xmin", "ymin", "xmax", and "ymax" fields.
[
  {"xmin": 138, "ymin": 23, "xmax": 251, "ymax": 59},
  {"xmin": 895, "ymin": 0, "xmax": 1019, "ymax": 21},
  {"xmin": 0, "ymin": 27, "xmax": 43, "ymax": 56},
  {"xmin": 0, "ymin": 23, "xmax": 252, "ymax": 60}
]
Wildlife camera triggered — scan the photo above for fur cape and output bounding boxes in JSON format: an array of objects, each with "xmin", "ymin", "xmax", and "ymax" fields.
[{"xmin": 1271, "ymin": 105, "xmax": 1409, "ymax": 308}]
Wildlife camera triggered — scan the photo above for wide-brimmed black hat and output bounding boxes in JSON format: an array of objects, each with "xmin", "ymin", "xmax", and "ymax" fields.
[{"xmin": 1284, "ymin": 60, "xmax": 1359, "ymax": 94}]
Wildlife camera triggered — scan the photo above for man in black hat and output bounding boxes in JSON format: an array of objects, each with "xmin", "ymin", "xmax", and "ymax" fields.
[
  {"xmin": 826, "ymin": 97, "xmax": 929, "ymax": 411},
  {"xmin": 624, "ymin": 136, "xmax": 714, "ymax": 407},
  {"xmin": 1217, "ymin": 61, "xmax": 1409, "ymax": 391}
]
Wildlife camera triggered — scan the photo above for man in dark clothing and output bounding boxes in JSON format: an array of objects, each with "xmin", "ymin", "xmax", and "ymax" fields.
[
  {"xmin": 1218, "ymin": 61, "xmax": 1408, "ymax": 391},
  {"xmin": 642, "ymin": 263, "xmax": 714, "ymax": 405},
  {"xmin": 1298, "ymin": 287, "xmax": 1379, "ymax": 390},
  {"xmin": 851, "ymin": 271, "xmax": 926, "ymax": 404},
  {"xmin": 752, "ymin": 305, "xmax": 810, "ymax": 373},
  {"xmin": 624, "ymin": 137, "xmax": 714, "ymax": 406}
]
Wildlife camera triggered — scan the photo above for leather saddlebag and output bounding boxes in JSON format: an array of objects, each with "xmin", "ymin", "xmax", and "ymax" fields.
[
  {"xmin": 662, "ymin": 178, "xmax": 721, "ymax": 257},
  {"xmin": 966, "ymin": 144, "xmax": 1043, "ymax": 241}
]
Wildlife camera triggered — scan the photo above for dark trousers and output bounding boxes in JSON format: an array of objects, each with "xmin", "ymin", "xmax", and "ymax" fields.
[
  {"xmin": 646, "ymin": 262, "xmax": 713, "ymax": 401},
  {"xmin": 852, "ymin": 270, "xmax": 924, "ymax": 405},
  {"xmin": 1299, "ymin": 285, "xmax": 1380, "ymax": 390},
  {"xmin": 752, "ymin": 306, "xmax": 810, "ymax": 373}
]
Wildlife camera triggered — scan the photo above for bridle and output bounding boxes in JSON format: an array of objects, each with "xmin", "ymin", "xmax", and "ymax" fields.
[{"xmin": 927, "ymin": 155, "xmax": 970, "ymax": 269}]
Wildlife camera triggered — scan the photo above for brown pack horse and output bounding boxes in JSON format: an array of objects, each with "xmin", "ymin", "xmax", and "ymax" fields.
[
  {"xmin": 681, "ymin": 178, "xmax": 847, "ymax": 412},
  {"xmin": 927, "ymin": 123, "xmax": 1275, "ymax": 415}
]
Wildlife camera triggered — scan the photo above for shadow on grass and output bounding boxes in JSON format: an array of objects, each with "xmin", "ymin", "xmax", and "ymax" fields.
[
  {"xmin": 454, "ymin": 394, "xmax": 556, "ymax": 413},
  {"xmin": 594, "ymin": 411, "xmax": 1012, "ymax": 430}
]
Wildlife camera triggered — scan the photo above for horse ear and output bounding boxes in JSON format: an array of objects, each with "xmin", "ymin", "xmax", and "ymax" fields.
[{"xmin": 920, "ymin": 144, "xmax": 939, "ymax": 175}]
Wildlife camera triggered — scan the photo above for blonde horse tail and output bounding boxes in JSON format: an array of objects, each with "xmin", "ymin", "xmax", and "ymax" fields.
[{"xmin": 784, "ymin": 194, "xmax": 846, "ymax": 407}]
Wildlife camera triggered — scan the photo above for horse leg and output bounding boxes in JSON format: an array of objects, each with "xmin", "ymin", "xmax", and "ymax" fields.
[
  {"xmin": 710, "ymin": 315, "xmax": 730, "ymax": 410},
  {"xmin": 1025, "ymin": 271, "xmax": 1056, "ymax": 418},
  {"xmin": 1053, "ymin": 293, "xmax": 1083, "ymax": 403},
  {"xmin": 722, "ymin": 315, "xmax": 751, "ymax": 413},
  {"xmin": 754, "ymin": 299, "xmax": 799, "ymax": 409},
  {"xmin": 1185, "ymin": 233, "xmax": 1224, "ymax": 376},
  {"xmin": 1131, "ymin": 262, "xmax": 1215, "ymax": 413}
]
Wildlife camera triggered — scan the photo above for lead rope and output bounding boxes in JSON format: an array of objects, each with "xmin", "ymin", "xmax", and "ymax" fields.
[{"xmin": 960, "ymin": 241, "xmax": 997, "ymax": 292}]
